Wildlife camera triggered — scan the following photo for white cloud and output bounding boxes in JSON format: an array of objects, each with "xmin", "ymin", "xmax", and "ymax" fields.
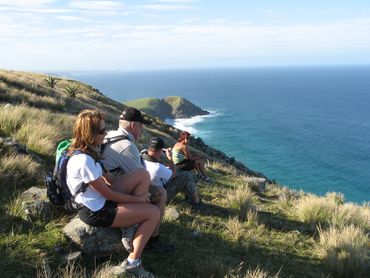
[
  {"xmin": 180, "ymin": 17, "xmax": 200, "ymax": 24},
  {"xmin": 0, "ymin": 0, "xmax": 56, "ymax": 7},
  {"xmin": 56, "ymin": 15, "xmax": 91, "ymax": 22},
  {"xmin": 1, "ymin": 16, "xmax": 370, "ymax": 70},
  {"xmin": 136, "ymin": 4, "xmax": 198, "ymax": 11},
  {"xmin": 155, "ymin": 0, "xmax": 196, "ymax": 2},
  {"xmin": 68, "ymin": 1, "xmax": 125, "ymax": 10},
  {"xmin": 264, "ymin": 10, "xmax": 277, "ymax": 14}
]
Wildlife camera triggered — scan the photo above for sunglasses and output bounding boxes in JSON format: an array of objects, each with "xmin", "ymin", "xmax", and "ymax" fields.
[{"xmin": 98, "ymin": 126, "xmax": 106, "ymax": 135}]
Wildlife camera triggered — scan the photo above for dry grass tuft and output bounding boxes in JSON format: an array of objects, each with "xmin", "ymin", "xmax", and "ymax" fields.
[
  {"xmin": 225, "ymin": 183, "xmax": 256, "ymax": 220},
  {"xmin": 0, "ymin": 104, "xmax": 74, "ymax": 155},
  {"xmin": 332, "ymin": 203, "xmax": 370, "ymax": 232},
  {"xmin": 207, "ymin": 160, "xmax": 238, "ymax": 175},
  {"xmin": 224, "ymin": 216, "xmax": 245, "ymax": 241},
  {"xmin": 0, "ymin": 154, "xmax": 41, "ymax": 189},
  {"xmin": 294, "ymin": 194, "xmax": 336, "ymax": 229},
  {"xmin": 225, "ymin": 262, "xmax": 280, "ymax": 278},
  {"xmin": 316, "ymin": 225, "xmax": 369, "ymax": 278},
  {"xmin": 325, "ymin": 191, "xmax": 345, "ymax": 205}
]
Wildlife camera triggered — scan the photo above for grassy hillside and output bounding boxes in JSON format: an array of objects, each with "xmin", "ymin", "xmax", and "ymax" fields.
[{"xmin": 0, "ymin": 69, "xmax": 369, "ymax": 278}]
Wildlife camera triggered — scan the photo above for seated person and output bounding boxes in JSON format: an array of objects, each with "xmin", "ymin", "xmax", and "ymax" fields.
[
  {"xmin": 66, "ymin": 109, "xmax": 158, "ymax": 278},
  {"xmin": 172, "ymin": 131, "xmax": 211, "ymax": 182},
  {"xmin": 142, "ymin": 137, "xmax": 202, "ymax": 207},
  {"xmin": 102, "ymin": 107, "xmax": 170, "ymax": 253}
]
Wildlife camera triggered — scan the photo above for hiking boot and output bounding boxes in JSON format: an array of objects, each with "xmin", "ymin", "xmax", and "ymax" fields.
[
  {"xmin": 145, "ymin": 236, "xmax": 175, "ymax": 254},
  {"xmin": 121, "ymin": 259, "xmax": 154, "ymax": 278},
  {"xmin": 120, "ymin": 225, "xmax": 137, "ymax": 253}
]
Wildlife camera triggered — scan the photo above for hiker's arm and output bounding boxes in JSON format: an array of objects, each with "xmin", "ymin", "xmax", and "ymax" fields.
[
  {"xmin": 89, "ymin": 177, "xmax": 148, "ymax": 203},
  {"xmin": 164, "ymin": 148, "xmax": 177, "ymax": 178}
]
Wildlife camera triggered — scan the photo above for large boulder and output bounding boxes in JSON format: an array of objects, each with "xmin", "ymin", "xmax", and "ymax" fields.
[{"xmin": 63, "ymin": 217, "xmax": 124, "ymax": 256}]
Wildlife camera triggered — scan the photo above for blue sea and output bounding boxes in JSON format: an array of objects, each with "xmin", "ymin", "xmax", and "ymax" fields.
[{"xmin": 65, "ymin": 66, "xmax": 370, "ymax": 203}]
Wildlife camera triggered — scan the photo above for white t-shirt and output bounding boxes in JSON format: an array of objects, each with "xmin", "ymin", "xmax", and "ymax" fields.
[
  {"xmin": 143, "ymin": 160, "xmax": 173, "ymax": 187},
  {"xmin": 66, "ymin": 153, "xmax": 106, "ymax": 211}
]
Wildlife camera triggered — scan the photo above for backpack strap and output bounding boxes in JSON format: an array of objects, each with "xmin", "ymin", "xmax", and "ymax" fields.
[{"xmin": 101, "ymin": 134, "xmax": 129, "ymax": 153}]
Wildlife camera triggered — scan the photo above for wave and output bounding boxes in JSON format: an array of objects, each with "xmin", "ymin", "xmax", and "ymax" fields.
[{"xmin": 165, "ymin": 109, "xmax": 222, "ymax": 136}]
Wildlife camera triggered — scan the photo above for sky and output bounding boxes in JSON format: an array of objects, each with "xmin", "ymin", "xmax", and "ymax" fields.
[{"xmin": 1, "ymin": 0, "xmax": 370, "ymax": 71}]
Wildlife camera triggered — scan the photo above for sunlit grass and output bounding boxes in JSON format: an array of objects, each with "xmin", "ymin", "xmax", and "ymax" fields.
[{"xmin": 316, "ymin": 225, "xmax": 369, "ymax": 278}]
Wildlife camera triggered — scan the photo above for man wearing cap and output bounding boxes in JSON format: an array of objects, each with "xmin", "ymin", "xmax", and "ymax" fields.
[
  {"xmin": 102, "ymin": 107, "xmax": 172, "ymax": 253},
  {"xmin": 142, "ymin": 137, "xmax": 201, "ymax": 206}
]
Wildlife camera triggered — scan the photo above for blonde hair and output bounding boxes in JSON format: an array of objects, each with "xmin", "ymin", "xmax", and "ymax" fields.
[{"xmin": 69, "ymin": 109, "xmax": 105, "ymax": 160}]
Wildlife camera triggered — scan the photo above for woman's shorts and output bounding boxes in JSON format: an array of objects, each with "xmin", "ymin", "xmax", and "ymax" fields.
[
  {"xmin": 176, "ymin": 159, "xmax": 196, "ymax": 171},
  {"xmin": 78, "ymin": 200, "xmax": 117, "ymax": 227}
]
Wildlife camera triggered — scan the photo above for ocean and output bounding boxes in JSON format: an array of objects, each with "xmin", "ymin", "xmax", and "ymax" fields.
[{"xmin": 65, "ymin": 66, "xmax": 370, "ymax": 203}]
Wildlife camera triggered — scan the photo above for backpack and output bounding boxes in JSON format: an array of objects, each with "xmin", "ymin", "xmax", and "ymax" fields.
[{"xmin": 45, "ymin": 140, "xmax": 89, "ymax": 214}]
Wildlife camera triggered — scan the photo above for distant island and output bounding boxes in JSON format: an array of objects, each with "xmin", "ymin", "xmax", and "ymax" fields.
[{"xmin": 124, "ymin": 96, "xmax": 209, "ymax": 120}]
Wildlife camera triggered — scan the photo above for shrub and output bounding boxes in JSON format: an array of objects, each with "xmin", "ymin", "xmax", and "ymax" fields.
[
  {"xmin": 65, "ymin": 85, "xmax": 81, "ymax": 98},
  {"xmin": 317, "ymin": 225, "xmax": 369, "ymax": 278},
  {"xmin": 43, "ymin": 76, "xmax": 59, "ymax": 89}
]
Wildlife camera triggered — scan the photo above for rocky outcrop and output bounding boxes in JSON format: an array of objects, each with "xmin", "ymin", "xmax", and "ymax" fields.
[
  {"xmin": 164, "ymin": 96, "xmax": 209, "ymax": 119},
  {"xmin": 125, "ymin": 96, "xmax": 209, "ymax": 120}
]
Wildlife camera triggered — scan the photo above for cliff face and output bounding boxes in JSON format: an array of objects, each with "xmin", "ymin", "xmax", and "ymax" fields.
[{"xmin": 125, "ymin": 96, "xmax": 209, "ymax": 120}]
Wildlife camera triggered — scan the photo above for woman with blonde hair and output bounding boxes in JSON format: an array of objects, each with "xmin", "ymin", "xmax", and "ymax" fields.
[
  {"xmin": 66, "ymin": 109, "xmax": 158, "ymax": 278},
  {"xmin": 172, "ymin": 131, "xmax": 211, "ymax": 182}
]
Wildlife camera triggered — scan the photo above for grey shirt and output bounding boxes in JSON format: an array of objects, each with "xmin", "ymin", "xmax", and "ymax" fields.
[{"xmin": 102, "ymin": 127, "xmax": 144, "ymax": 176}]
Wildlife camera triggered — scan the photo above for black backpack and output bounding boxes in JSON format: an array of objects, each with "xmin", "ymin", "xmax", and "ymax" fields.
[{"xmin": 45, "ymin": 141, "xmax": 89, "ymax": 214}]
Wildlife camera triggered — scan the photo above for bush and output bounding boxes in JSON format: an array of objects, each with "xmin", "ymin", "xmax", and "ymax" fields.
[{"xmin": 317, "ymin": 225, "xmax": 369, "ymax": 277}]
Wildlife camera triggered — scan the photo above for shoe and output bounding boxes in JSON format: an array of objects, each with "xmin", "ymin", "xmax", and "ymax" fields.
[
  {"xmin": 120, "ymin": 225, "xmax": 137, "ymax": 253},
  {"xmin": 121, "ymin": 259, "xmax": 155, "ymax": 278},
  {"xmin": 145, "ymin": 236, "xmax": 175, "ymax": 254}
]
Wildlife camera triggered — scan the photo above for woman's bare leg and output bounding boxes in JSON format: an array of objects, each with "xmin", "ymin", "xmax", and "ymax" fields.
[
  {"xmin": 111, "ymin": 203, "xmax": 160, "ymax": 260},
  {"xmin": 195, "ymin": 159, "xmax": 208, "ymax": 178}
]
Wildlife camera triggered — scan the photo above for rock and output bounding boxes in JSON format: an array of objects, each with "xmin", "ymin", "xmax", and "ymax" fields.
[
  {"xmin": 21, "ymin": 187, "xmax": 47, "ymax": 201},
  {"xmin": 61, "ymin": 251, "xmax": 82, "ymax": 263},
  {"xmin": 0, "ymin": 137, "xmax": 28, "ymax": 155},
  {"xmin": 20, "ymin": 187, "xmax": 56, "ymax": 221},
  {"xmin": 63, "ymin": 217, "xmax": 123, "ymax": 256},
  {"xmin": 107, "ymin": 266, "xmax": 125, "ymax": 277},
  {"xmin": 22, "ymin": 200, "xmax": 55, "ymax": 221},
  {"xmin": 165, "ymin": 207, "xmax": 179, "ymax": 220},
  {"xmin": 244, "ymin": 177, "xmax": 267, "ymax": 193}
]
